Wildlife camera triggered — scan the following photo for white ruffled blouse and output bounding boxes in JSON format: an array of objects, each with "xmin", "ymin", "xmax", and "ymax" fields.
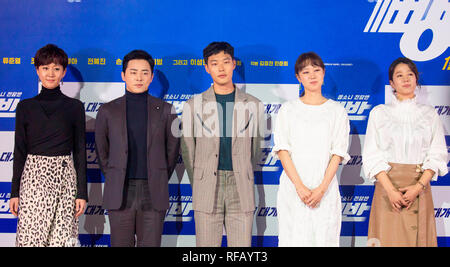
[{"xmin": 362, "ymin": 96, "xmax": 448, "ymax": 182}]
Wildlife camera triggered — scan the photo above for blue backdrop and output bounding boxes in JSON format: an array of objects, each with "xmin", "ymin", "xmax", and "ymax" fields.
[{"xmin": 0, "ymin": 0, "xmax": 449, "ymax": 247}]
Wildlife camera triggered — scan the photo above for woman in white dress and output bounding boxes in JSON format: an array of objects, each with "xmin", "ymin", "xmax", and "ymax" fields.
[
  {"xmin": 273, "ymin": 52, "xmax": 350, "ymax": 246},
  {"xmin": 362, "ymin": 57, "xmax": 447, "ymax": 247}
]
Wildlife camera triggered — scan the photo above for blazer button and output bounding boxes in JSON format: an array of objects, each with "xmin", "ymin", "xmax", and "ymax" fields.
[{"xmin": 214, "ymin": 172, "xmax": 217, "ymax": 176}]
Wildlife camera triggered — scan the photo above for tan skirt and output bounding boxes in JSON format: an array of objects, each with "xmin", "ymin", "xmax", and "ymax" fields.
[{"xmin": 367, "ymin": 163, "xmax": 437, "ymax": 247}]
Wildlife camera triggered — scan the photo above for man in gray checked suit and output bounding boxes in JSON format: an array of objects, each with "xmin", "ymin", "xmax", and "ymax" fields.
[{"xmin": 181, "ymin": 42, "xmax": 265, "ymax": 247}]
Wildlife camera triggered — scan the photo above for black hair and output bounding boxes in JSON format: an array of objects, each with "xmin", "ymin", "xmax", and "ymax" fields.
[
  {"xmin": 294, "ymin": 52, "xmax": 325, "ymax": 75},
  {"xmin": 388, "ymin": 57, "xmax": 420, "ymax": 86},
  {"xmin": 34, "ymin": 44, "xmax": 68, "ymax": 70},
  {"xmin": 122, "ymin": 49, "xmax": 155, "ymax": 73},
  {"xmin": 295, "ymin": 52, "xmax": 325, "ymax": 97},
  {"xmin": 203, "ymin": 42, "xmax": 234, "ymax": 64}
]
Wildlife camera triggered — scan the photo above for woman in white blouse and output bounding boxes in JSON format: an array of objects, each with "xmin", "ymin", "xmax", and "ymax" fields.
[
  {"xmin": 272, "ymin": 52, "xmax": 350, "ymax": 246},
  {"xmin": 363, "ymin": 57, "xmax": 447, "ymax": 247}
]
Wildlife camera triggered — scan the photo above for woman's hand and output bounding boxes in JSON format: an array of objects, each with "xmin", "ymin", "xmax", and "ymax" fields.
[
  {"xmin": 375, "ymin": 171, "xmax": 408, "ymax": 213},
  {"xmin": 295, "ymin": 184, "xmax": 312, "ymax": 205},
  {"xmin": 304, "ymin": 155, "xmax": 341, "ymax": 209},
  {"xmin": 398, "ymin": 184, "xmax": 422, "ymax": 210},
  {"xmin": 386, "ymin": 189, "xmax": 408, "ymax": 213},
  {"xmin": 306, "ymin": 185, "xmax": 326, "ymax": 209},
  {"xmin": 75, "ymin": 199, "xmax": 87, "ymax": 218},
  {"xmin": 9, "ymin": 197, "xmax": 19, "ymax": 217}
]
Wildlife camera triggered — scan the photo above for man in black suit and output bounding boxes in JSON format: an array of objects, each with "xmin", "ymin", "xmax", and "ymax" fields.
[{"xmin": 95, "ymin": 50, "xmax": 180, "ymax": 247}]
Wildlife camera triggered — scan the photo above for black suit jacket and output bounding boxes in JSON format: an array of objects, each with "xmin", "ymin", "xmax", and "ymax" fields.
[{"xmin": 95, "ymin": 94, "xmax": 180, "ymax": 211}]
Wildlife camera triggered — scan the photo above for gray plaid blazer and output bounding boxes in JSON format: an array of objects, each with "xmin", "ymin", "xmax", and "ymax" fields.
[{"xmin": 181, "ymin": 86, "xmax": 265, "ymax": 213}]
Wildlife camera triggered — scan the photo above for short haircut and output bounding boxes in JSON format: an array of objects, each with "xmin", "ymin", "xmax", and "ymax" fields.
[
  {"xmin": 203, "ymin": 42, "xmax": 234, "ymax": 64},
  {"xmin": 122, "ymin": 49, "xmax": 155, "ymax": 73},
  {"xmin": 388, "ymin": 57, "xmax": 420, "ymax": 85},
  {"xmin": 34, "ymin": 44, "xmax": 68, "ymax": 70},
  {"xmin": 294, "ymin": 52, "xmax": 325, "ymax": 75}
]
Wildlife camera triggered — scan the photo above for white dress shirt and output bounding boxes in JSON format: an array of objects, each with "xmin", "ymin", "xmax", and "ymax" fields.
[{"xmin": 362, "ymin": 96, "xmax": 448, "ymax": 182}]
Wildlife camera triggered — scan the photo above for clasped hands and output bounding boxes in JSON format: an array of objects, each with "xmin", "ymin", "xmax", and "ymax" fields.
[
  {"xmin": 295, "ymin": 184, "xmax": 326, "ymax": 209},
  {"xmin": 295, "ymin": 183, "xmax": 424, "ymax": 211},
  {"xmin": 387, "ymin": 184, "xmax": 424, "ymax": 213}
]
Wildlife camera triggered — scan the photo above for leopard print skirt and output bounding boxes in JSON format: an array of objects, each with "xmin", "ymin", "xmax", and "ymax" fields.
[{"xmin": 16, "ymin": 154, "xmax": 79, "ymax": 247}]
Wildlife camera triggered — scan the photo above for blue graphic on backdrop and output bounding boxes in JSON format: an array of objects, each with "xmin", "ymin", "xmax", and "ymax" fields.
[
  {"xmin": 86, "ymin": 132, "xmax": 103, "ymax": 183},
  {"xmin": 364, "ymin": 0, "xmax": 449, "ymax": 62},
  {"xmin": 0, "ymin": 182, "xmax": 16, "ymax": 233},
  {"xmin": 0, "ymin": 0, "xmax": 448, "ymax": 246},
  {"xmin": 340, "ymin": 185, "xmax": 374, "ymax": 237}
]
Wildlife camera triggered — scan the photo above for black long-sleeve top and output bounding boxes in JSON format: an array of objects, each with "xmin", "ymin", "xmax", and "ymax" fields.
[{"xmin": 11, "ymin": 86, "xmax": 88, "ymax": 201}]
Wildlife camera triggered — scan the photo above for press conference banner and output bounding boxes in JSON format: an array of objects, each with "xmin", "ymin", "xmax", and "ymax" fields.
[{"xmin": 0, "ymin": 0, "xmax": 448, "ymax": 247}]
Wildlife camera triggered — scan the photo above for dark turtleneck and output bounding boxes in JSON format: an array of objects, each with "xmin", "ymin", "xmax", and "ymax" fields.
[
  {"xmin": 36, "ymin": 86, "xmax": 66, "ymax": 117},
  {"xmin": 125, "ymin": 89, "xmax": 148, "ymax": 180},
  {"xmin": 11, "ymin": 85, "xmax": 88, "ymax": 200}
]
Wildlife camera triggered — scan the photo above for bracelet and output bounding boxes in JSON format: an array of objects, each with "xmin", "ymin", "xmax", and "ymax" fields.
[{"xmin": 417, "ymin": 181, "xmax": 426, "ymax": 190}]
